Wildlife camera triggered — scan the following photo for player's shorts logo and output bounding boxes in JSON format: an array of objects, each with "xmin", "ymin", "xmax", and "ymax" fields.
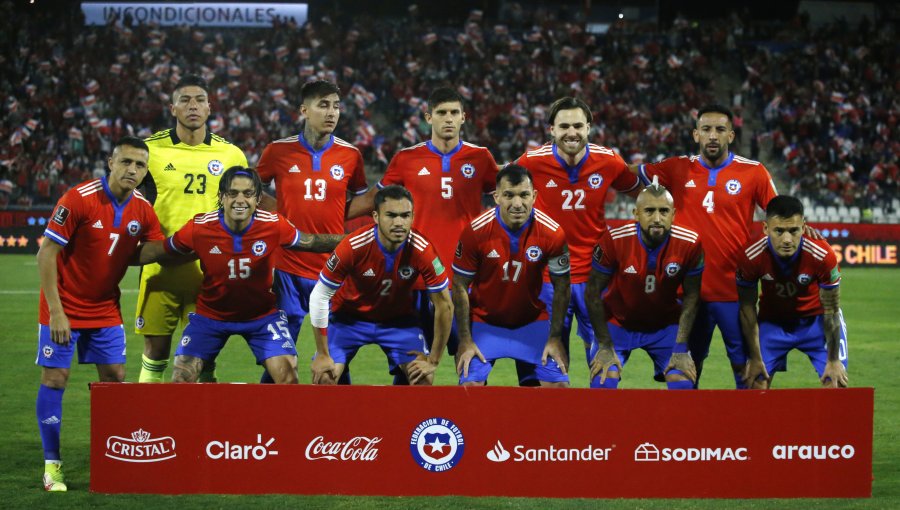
[
  {"xmin": 726, "ymin": 179, "xmax": 742, "ymax": 195},
  {"xmin": 207, "ymin": 160, "xmax": 224, "ymax": 176},
  {"xmin": 126, "ymin": 220, "xmax": 142, "ymax": 237},
  {"xmin": 410, "ymin": 417, "xmax": 465, "ymax": 472},
  {"xmin": 526, "ymin": 245, "xmax": 543, "ymax": 262},
  {"xmin": 42, "ymin": 345, "xmax": 54, "ymax": 358},
  {"xmin": 588, "ymin": 173, "xmax": 604, "ymax": 189},
  {"xmin": 797, "ymin": 273, "xmax": 812, "ymax": 285},
  {"xmin": 461, "ymin": 163, "xmax": 475, "ymax": 178},
  {"xmin": 398, "ymin": 266, "xmax": 415, "ymax": 279},
  {"xmin": 330, "ymin": 164, "xmax": 345, "ymax": 180},
  {"xmin": 252, "ymin": 240, "xmax": 267, "ymax": 256},
  {"xmin": 665, "ymin": 262, "xmax": 682, "ymax": 276},
  {"xmin": 136, "ymin": 316, "xmax": 144, "ymax": 329},
  {"xmin": 180, "ymin": 335, "xmax": 191, "ymax": 347}
]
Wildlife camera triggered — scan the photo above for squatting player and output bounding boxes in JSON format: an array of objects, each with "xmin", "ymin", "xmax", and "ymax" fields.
[
  {"xmin": 515, "ymin": 96, "xmax": 640, "ymax": 382},
  {"xmin": 308, "ymin": 185, "xmax": 453, "ymax": 385},
  {"xmin": 141, "ymin": 167, "xmax": 342, "ymax": 383},
  {"xmin": 453, "ymin": 165, "xmax": 571, "ymax": 387},
  {"xmin": 257, "ymin": 80, "xmax": 368, "ymax": 383},
  {"xmin": 586, "ymin": 182, "xmax": 703, "ymax": 389},
  {"xmin": 137, "ymin": 75, "xmax": 248, "ymax": 382},
  {"xmin": 355, "ymin": 87, "xmax": 498, "ymax": 382},
  {"xmin": 633, "ymin": 104, "xmax": 777, "ymax": 387},
  {"xmin": 736, "ymin": 195, "xmax": 848, "ymax": 388},
  {"xmin": 35, "ymin": 137, "xmax": 164, "ymax": 491}
]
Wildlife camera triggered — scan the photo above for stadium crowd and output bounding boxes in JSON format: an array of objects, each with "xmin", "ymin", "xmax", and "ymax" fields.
[
  {"xmin": 2, "ymin": 4, "xmax": 896, "ymax": 218},
  {"xmin": 738, "ymin": 12, "xmax": 898, "ymax": 215}
]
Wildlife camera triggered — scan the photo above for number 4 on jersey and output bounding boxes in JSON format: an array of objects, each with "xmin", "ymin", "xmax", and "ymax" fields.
[{"xmin": 703, "ymin": 190, "xmax": 715, "ymax": 213}]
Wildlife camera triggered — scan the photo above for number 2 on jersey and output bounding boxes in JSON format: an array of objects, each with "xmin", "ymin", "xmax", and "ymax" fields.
[{"xmin": 561, "ymin": 189, "xmax": 585, "ymax": 210}]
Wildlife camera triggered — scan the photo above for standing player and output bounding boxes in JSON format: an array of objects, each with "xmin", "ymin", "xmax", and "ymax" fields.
[
  {"xmin": 308, "ymin": 185, "xmax": 453, "ymax": 386},
  {"xmin": 736, "ymin": 195, "xmax": 847, "ymax": 388},
  {"xmin": 515, "ymin": 96, "xmax": 641, "ymax": 381},
  {"xmin": 354, "ymin": 87, "xmax": 498, "ymax": 381},
  {"xmin": 256, "ymin": 81, "xmax": 368, "ymax": 384},
  {"xmin": 586, "ymin": 183, "xmax": 703, "ymax": 389},
  {"xmin": 141, "ymin": 167, "xmax": 343, "ymax": 383},
  {"xmin": 633, "ymin": 104, "xmax": 777, "ymax": 387},
  {"xmin": 453, "ymin": 165, "xmax": 571, "ymax": 387},
  {"xmin": 137, "ymin": 75, "xmax": 248, "ymax": 383},
  {"xmin": 35, "ymin": 137, "xmax": 164, "ymax": 491}
]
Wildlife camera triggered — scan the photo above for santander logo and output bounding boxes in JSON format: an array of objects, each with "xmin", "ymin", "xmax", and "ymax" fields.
[
  {"xmin": 305, "ymin": 435, "xmax": 381, "ymax": 461},
  {"xmin": 486, "ymin": 441, "xmax": 511, "ymax": 462}
]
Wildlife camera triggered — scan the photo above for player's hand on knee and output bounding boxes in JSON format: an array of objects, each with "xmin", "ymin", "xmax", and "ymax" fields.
[
  {"xmin": 590, "ymin": 344, "xmax": 621, "ymax": 384},
  {"xmin": 311, "ymin": 354, "xmax": 337, "ymax": 385},
  {"xmin": 665, "ymin": 353, "xmax": 696, "ymax": 383},
  {"xmin": 741, "ymin": 357, "xmax": 770, "ymax": 388},
  {"xmin": 820, "ymin": 361, "xmax": 848, "ymax": 388},
  {"xmin": 455, "ymin": 341, "xmax": 485, "ymax": 378},
  {"xmin": 542, "ymin": 336, "xmax": 568, "ymax": 375},
  {"xmin": 405, "ymin": 351, "xmax": 437, "ymax": 385}
]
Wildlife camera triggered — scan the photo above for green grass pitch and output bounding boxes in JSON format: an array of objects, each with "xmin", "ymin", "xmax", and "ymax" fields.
[{"xmin": 0, "ymin": 254, "xmax": 897, "ymax": 508}]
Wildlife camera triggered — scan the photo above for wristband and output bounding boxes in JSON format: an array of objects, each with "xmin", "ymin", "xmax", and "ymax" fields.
[
  {"xmin": 316, "ymin": 327, "xmax": 328, "ymax": 337},
  {"xmin": 672, "ymin": 343, "xmax": 689, "ymax": 354}
]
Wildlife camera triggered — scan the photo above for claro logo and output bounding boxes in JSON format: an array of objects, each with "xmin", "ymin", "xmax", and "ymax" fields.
[
  {"xmin": 305, "ymin": 435, "xmax": 381, "ymax": 461},
  {"xmin": 206, "ymin": 434, "xmax": 278, "ymax": 461},
  {"xmin": 634, "ymin": 442, "xmax": 748, "ymax": 462},
  {"xmin": 772, "ymin": 444, "xmax": 855, "ymax": 460},
  {"xmin": 105, "ymin": 429, "xmax": 176, "ymax": 463}
]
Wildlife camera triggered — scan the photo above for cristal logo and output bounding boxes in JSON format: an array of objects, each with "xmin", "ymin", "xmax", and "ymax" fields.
[
  {"xmin": 305, "ymin": 435, "xmax": 381, "ymax": 461},
  {"xmin": 486, "ymin": 441, "xmax": 511, "ymax": 462},
  {"xmin": 206, "ymin": 434, "xmax": 278, "ymax": 461},
  {"xmin": 772, "ymin": 444, "xmax": 855, "ymax": 460},
  {"xmin": 634, "ymin": 442, "xmax": 748, "ymax": 462},
  {"xmin": 105, "ymin": 428, "xmax": 176, "ymax": 463}
]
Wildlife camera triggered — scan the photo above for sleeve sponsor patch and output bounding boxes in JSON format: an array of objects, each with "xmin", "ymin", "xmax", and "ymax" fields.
[
  {"xmin": 432, "ymin": 257, "xmax": 445, "ymax": 275},
  {"xmin": 549, "ymin": 253, "xmax": 570, "ymax": 274},
  {"xmin": 52, "ymin": 205, "xmax": 70, "ymax": 226},
  {"xmin": 455, "ymin": 241, "xmax": 462, "ymax": 259},
  {"xmin": 592, "ymin": 244, "xmax": 603, "ymax": 264},
  {"xmin": 829, "ymin": 266, "xmax": 841, "ymax": 283},
  {"xmin": 326, "ymin": 252, "xmax": 340, "ymax": 272}
]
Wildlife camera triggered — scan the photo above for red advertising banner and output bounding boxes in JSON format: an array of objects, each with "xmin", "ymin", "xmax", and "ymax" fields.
[{"xmin": 90, "ymin": 384, "xmax": 873, "ymax": 498}]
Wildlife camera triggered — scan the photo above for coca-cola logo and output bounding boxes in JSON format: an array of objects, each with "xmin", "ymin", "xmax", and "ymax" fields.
[{"xmin": 305, "ymin": 435, "xmax": 381, "ymax": 461}]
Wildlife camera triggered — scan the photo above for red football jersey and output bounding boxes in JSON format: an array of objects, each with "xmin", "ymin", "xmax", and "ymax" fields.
[
  {"xmin": 639, "ymin": 153, "xmax": 777, "ymax": 301},
  {"xmin": 377, "ymin": 140, "xmax": 498, "ymax": 279},
  {"xmin": 453, "ymin": 207, "xmax": 568, "ymax": 328},
  {"xmin": 257, "ymin": 134, "xmax": 367, "ymax": 279},
  {"xmin": 40, "ymin": 178, "xmax": 163, "ymax": 328},
  {"xmin": 736, "ymin": 235, "xmax": 840, "ymax": 323},
  {"xmin": 516, "ymin": 143, "xmax": 640, "ymax": 284},
  {"xmin": 592, "ymin": 222, "xmax": 704, "ymax": 331},
  {"xmin": 318, "ymin": 226, "xmax": 449, "ymax": 323},
  {"xmin": 165, "ymin": 210, "xmax": 301, "ymax": 321}
]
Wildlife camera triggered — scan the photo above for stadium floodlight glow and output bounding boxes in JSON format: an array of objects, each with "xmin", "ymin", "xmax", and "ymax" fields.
[{"xmin": 619, "ymin": 13, "xmax": 624, "ymax": 19}]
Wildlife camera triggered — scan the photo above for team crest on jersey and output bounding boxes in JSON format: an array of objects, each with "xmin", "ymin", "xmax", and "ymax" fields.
[
  {"xmin": 665, "ymin": 262, "xmax": 682, "ymax": 277},
  {"xmin": 525, "ymin": 245, "xmax": 543, "ymax": 262},
  {"xmin": 725, "ymin": 179, "xmax": 742, "ymax": 195},
  {"xmin": 180, "ymin": 335, "xmax": 191, "ymax": 347},
  {"xmin": 252, "ymin": 240, "xmax": 267, "ymax": 256},
  {"xmin": 126, "ymin": 220, "xmax": 142, "ymax": 237},
  {"xmin": 42, "ymin": 345, "xmax": 54, "ymax": 358},
  {"xmin": 207, "ymin": 159, "xmax": 224, "ymax": 176},
  {"xmin": 460, "ymin": 163, "xmax": 475, "ymax": 179},
  {"xmin": 797, "ymin": 273, "xmax": 812, "ymax": 285},
  {"xmin": 587, "ymin": 173, "xmax": 604, "ymax": 189},
  {"xmin": 52, "ymin": 205, "xmax": 70, "ymax": 226},
  {"xmin": 410, "ymin": 417, "xmax": 465, "ymax": 473},
  {"xmin": 330, "ymin": 164, "xmax": 345, "ymax": 180},
  {"xmin": 398, "ymin": 266, "xmax": 416, "ymax": 280}
]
